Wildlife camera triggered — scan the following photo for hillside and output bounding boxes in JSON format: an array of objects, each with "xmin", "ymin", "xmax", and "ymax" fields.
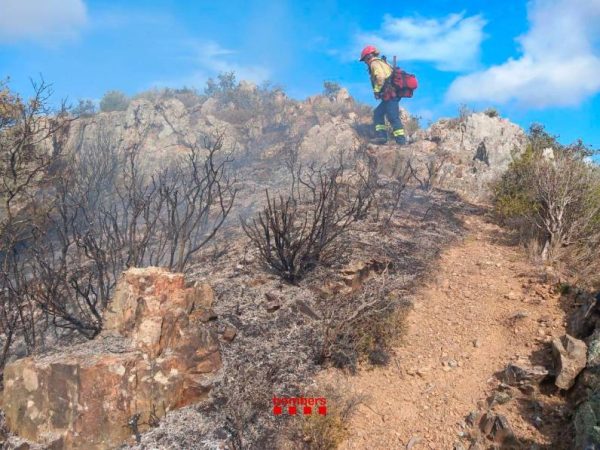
[{"xmin": 0, "ymin": 82, "xmax": 597, "ymax": 450}]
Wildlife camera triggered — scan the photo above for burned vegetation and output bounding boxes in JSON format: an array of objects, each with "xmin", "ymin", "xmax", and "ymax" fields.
[{"xmin": 0, "ymin": 76, "xmax": 471, "ymax": 449}]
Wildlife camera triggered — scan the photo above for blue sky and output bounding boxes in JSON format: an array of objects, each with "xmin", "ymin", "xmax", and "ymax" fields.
[{"xmin": 1, "ymin": 0, "xmax": 599, "ymax": 148}]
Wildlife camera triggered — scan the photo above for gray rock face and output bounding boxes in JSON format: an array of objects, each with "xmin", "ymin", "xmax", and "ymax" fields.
[
  {"xmin": 69, "ymin": 95, "xmax": 527, "ymax": 204},
  {"xmin": 553, "ymin": 334, "xmax": 588, "ymax": 390},
  {"xmin": 425, "ymin": 113, "xmax": 527, "ymax": 201}
]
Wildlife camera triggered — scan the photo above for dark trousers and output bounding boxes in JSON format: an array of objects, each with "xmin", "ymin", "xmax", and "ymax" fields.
[{"xmin": 373, "ymin": 98, "xmax": 403, "ymax": 134}]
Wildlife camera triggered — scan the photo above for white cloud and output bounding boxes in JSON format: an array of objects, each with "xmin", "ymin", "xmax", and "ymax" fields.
[
  {"xmin": 152, "ymin": 40, "xmax": 270, "ymax": 89},
  {"xmin": 446, "ymin": 0, "xmax": 600, "ymax": 108},
  {"xmin": 191, "ymin": 40, "xmax": 270, "ymax": 85},
  {"xmin": 356, "ymin": 13, "xmax": 487, "ymax": 71},
  {"xmin": 0, "ymin": 0, "xmax": 87, "ymax": 43}
]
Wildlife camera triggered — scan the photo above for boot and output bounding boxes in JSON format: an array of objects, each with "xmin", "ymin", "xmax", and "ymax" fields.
[
  {"xmin": 393, "ymin": 128, "xmax": 407, "ymax": 145},
  {"xmin": 370, "ymin": 130, "xmax": 388, "ymax": 145}
]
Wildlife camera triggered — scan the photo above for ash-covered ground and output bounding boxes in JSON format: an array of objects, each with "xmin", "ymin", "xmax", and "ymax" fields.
[{"xmin": 122, "ymin": 170, "xmax": 479, "ymax": 449}]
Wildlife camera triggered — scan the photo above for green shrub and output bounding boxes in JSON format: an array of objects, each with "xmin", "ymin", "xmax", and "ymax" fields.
[
  {"xmin": 483, "ymin": 107, "xmax": 499, "ymax": 118},
  {"xmin": 493, "ymin": 124, "xmax": 600, "ymax": 280},
  {"xmin": 323, "ymin": 81, "xmax": 342, "ymax": 99},
  {"xmin": 492, "ymin": 145, "xmax": 538, "ymax": 220},
  {"xmin": 72, "ymin": 99, "xmax": 97, "ymax": 117},
  {"xmin": 99, "ymin": 90, "xmax": 130, "ymax": 112}
]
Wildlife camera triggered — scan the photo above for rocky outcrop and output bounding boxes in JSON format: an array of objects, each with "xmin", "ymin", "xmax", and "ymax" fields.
[
  {"xmin": 423, "ymin": 113, "xmax": 527, "ymax": 201},
  {"xmin": 2, "ymin": 268, "xmax": 221, "ymax": 449},
  {"xmin": 553, "ymin": 334, "xmax": 587, "ymax": 390},
  {"xmin": 368, "ymin": 113, "xmax": 527, "ymax": 202},
  {"xmin": 67, "ymin": 92, "xmax": 528, "ymax": 204}
]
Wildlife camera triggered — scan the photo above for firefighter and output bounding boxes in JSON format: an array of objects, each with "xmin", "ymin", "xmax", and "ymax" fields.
[{"xmin": 360, "ymin": 45, "xmax": 406, "ymax": 145}]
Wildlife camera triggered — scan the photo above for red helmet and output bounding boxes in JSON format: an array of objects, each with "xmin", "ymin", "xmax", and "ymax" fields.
[{"xmin": 360, "ymin": 45, "xmax": 378, "ymax": 61}]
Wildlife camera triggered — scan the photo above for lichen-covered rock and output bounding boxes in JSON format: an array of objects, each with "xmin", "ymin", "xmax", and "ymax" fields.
[
  {"xmin": 553, "ymin": 334, "xmax": 587, "ymax": 390},
  {"xmin": 575, "ymin": 391, "xmax": 600, "ymax": 449},
  {"xmin": 588, "ymin": 329, "xmax": 600, "ymax": 369},
  {"xmin": 2, "ymin": 268, "xmax": 221, "ymax": 450}
]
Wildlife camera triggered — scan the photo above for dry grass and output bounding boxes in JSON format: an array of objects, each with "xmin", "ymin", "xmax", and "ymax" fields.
[
  {"xmin": 279, "ymin": 383, "xmax": 365, "ymax": 450},
  {"xmin": 316, "ymin": 275, "xmax": 411, "ymax": 373}
]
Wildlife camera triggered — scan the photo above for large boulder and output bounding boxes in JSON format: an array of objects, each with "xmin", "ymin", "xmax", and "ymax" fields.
[
  {"xmin": 553, "ymin": 334, "xmax": 587, "ymax": 390},
  {"xmin": 425, "ymin": 112, "xmax": 527, "ymax": 201},
  {"xmin": 2, "ymin": 268, "xmax": 221, "ymax": 449},
  {"xmin": 299, "ymin": 121, "xmax": 359, "ymax": 163}
]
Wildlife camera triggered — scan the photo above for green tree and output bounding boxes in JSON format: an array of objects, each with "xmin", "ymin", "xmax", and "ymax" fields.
[
  {"xmin": 99, "ymin": 90, "xmax": 130, "ymax": 112},
  {"xmin": 72, "ymin": 99, "xmax": 97, "ymax": 117},
  {"xmin": 323, "ymin": 81, "xmax": 342, "ymax": 99}
]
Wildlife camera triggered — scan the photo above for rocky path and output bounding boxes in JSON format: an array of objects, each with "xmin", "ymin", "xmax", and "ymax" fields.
[{"xmin": 319, "ymin": 212, "xmax": 571, "ymax": 449}]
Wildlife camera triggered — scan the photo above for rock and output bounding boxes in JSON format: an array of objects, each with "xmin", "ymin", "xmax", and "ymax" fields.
[
  {"xmin": 553, "ymin": 334, "xmax": 587, "ymax": 390},
  {"xmin": 406, "ymin": 436, "xmax": 421, "ymax": 449},
  {"xmin": 509, "ymin": 311, "xmax": 528, "ymax": 321},
  {"xmin": 503, "ymin": 362, "xmax": 549, "ymax": 386},
  {"xmin": 335, "ymin": 88, "xmax": 351, "ymax": 103},
  {"xmin": 264, "ymin": 292, "xmax": 281, "ymax": 312},
  {"xmin": 340, "ymin": 259, "xmax": 388, "ymax": 292},
  {"xmin": 588, "ymin": 330, "xmax": 600, "ymax": 368},
  {"xmin": 568, "ymin": 292, "xmax": 600, "ymax": 338},
  {"xmin": 292, "ymin": 299, "xmax": 321, "ymax": 320},
  {"xmin": 479, "ymin": 413, "xmax": 515, "ymax": 444},
  {"xmin": 372, "ymin": 146, "xmax": 412, "ymax": 178},
  {"xmin": 3, "ymin": 268, "xmax": 221, "ymax": 450},
  {"xmin": 320, "ymin": 259, "xmax": 389, "ymax": 296},
  {"xmin": 491, "ymin": 391, "xmax": 512, "ymax": 405},
  {"xmin": 468, "ymin": 444, "xmax": 484, "ymax": 450},
  {"xmin": 426, "ymin": 113, "xmax": 527, "ymax": 201},
  {"xmin": 416, "ymin": 366, "xmax": 431, "ymax": 377},
  {"xmin": 574, "ymin": 391, "xmax": 600, "ymax": 449},
  {"xmin": 542, "ymin": 147, "xmax": 555, "ymax": 160},
  {"xmin": 299, "ymin": 121, "xmax": 358, "ymax": 163},
  {"xmin": 221, "ymin": 325, "xmax": 237, "ymax": 342}
]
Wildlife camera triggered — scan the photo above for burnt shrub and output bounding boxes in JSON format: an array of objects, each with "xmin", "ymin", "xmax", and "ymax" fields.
[
  {"xmin": 316, "ymin": 280, "xmax": 410, "ymax": 373},
  {"xmin": 242, "ymin": 160, "xmax": 371, "ymax": 283}
]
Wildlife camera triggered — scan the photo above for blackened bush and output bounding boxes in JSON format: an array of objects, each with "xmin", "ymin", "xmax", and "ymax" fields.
[
  {"xmin": 316, "ymin": 279, "xmax": 409, "ymax": 373},
  {"xmin": 242, "ymin": 162, "xmax": 369, "ymax": 283}
]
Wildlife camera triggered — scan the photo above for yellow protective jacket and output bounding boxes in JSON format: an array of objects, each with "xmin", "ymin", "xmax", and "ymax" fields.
[{"xmin": 368, "ymin": 58, "xmax": 393, "ymax": 95}]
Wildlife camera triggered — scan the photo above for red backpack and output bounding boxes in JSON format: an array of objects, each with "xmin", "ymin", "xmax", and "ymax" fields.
[
  {"xmin": 391, "ymin": 67, "xmax": 418, "ymax": 98},
  {"xmin": 387, "ymin": 56, "xmax": 418, "ymax": 98}
]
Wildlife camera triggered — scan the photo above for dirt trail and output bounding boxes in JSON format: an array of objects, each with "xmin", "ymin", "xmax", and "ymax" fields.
[{"xmin": 319, "ymin": 212, "xmax": 570, "ymax": 449}]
